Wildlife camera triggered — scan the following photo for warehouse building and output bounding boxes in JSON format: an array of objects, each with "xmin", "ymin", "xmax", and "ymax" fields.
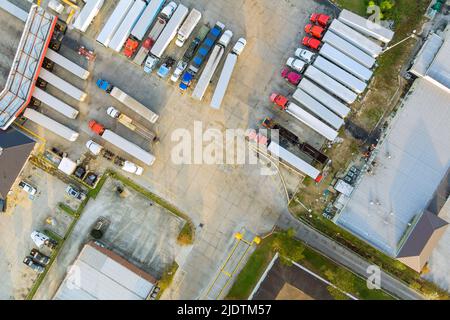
[
  {"xmin": 336, "ymin": 25, "xmax": 450, "ymax": 276},
  {"xmin": 54, "ymin": 242, "xmax": 158, "ymax": 300}
]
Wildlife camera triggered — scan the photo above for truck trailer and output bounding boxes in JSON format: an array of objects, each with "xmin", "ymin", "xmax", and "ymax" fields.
[
  {"xmin": 130, "ymin": 0, "xmax": 165, "ymax": 41},
  {"xmin": 192, "ymin": 30, "xmax": 233, "ymax": 101},
  {"xmin": 175, "ymin": 8, "xmax": 202, "ymax": 47},
  {"xmin": 313, "ymin": 56, "xmax": 367, "ymax": 93},
  {"xmin": 108, "ymin": 0, "xmax": 146, "ymax": 52},
  {"xmin": 270, "ymin": 94, "xmax": 338, "ymax": 141},
  {"xmin": 106, "ymin": 106, "xmax": 158, "ymax": 142},
  {"xmin": 88, "ymin": 120, "xmax": 155, "ymax": 165},
  {"xmin": 338, "ymin": 9, "xmax": 394, "ymax": 44},
  {"xmin": 210, "ymin": 38, "xmax": 247, "ymax": 109},
  {"xmin": 319, "ymin": 43, "xmax": 373, "ymax": 82},
  {"xmin": 322, "ymin": 31, "xmax": 375, "ymax": 69},
  {"xmin": 96, "ymin": 79, "xmax": 159, "ymax": 124},
  {"xmin": 39, "ymin": 69, "xmax": 87, "ymax": 102},
  {"xmin": 328, "ymin": 19, "xmax": 382, "ymax": 58},
  {"xmin": 133, "ymin": 38, "xmax": 153, "ymax": 66},
  {"xmin": 291, "ymin": 89, "xmax": 344, "ymax": 129},
  {"xmin": 304, "ymin": 66, "xmax": 357, "ymax": 104},
  {"xmin": 32, "ymin": 88, "xmax": 79, "ymax": 119},
  {"xmin": 150, "ymin": 4, "xmax": 189, "ymax": 58},
  {"xmin": 23, "ymin": 109, "xmax": 79, "ymax": 142},
  {"xmin": 45, "ymin": 49, "xmax": 90, "ymax": 80},
  {"xmin": 73, "ymin": 0, "xmax": 105, "ymax": 33},
  {"xmin": 96, "ymin": 0, "xmax": 134, "ymax": 47},
  {"xmin": 298, "ymin": 78, "xmax": 350, "ymax": 118}
]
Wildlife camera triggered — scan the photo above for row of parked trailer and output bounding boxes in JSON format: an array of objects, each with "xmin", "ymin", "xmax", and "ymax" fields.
[
  {"xmin": 93, "ymin": 0, "xmax": 245, "ymax": 109},
  {"xmin": 255, "ymin": 10, "xmax": 394, "ymax": 181}
]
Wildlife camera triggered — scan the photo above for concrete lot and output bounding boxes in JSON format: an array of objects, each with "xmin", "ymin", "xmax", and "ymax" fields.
[
  {"xmin": 33, "ymin": 178, "xmax": 184, "ymax": 299},
  {"xmin": 0, "ymin": 0, "xmax": 332, "ymax": 299},
  {"xmin": 0, "ymin": 164, "xmax": 73, "ymax": 300}
]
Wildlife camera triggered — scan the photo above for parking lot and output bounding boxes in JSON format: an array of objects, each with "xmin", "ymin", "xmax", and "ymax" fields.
[
  {"xmin": 0, "ymin": 0, "xmax": 334, "ymax": 299},
  {"xmin": 0, "ymin": 164, "xmax": 74, "ymax": 299}
]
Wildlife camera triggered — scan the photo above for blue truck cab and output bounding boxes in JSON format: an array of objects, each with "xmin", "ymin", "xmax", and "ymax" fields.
[
  {"xmin": 179, "ymin": 71, "xmax": 193, "ymax": 91},
  {"xmin": 96, "ymin": 79, "xmax": 113, "ymax": 93}
]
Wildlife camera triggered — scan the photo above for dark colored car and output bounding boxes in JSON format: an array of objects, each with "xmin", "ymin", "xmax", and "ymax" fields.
[
  {"xmin": 23, "ymin": 257, "xmax": 45, "ymax": 273},
  {"xmin": 30, "ymin": 248, "xmax": 50, "ymax": 266},
  {"xmin": 183, "ymin": 38, "xmax": 200, "ymax": 61}
]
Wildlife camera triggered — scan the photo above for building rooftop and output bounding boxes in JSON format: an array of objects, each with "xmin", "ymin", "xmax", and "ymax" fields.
[
  {"xmin": 426, "ymin": 26, "xmax": 450, "ymax": 92},
  {"xmin": 54, "ymin": 242, "xmax": 157, "ymax": 300},
  {"xmin": 409, "ymin": 33, "xmax": 443, "ymax": 78},
  {"xmin": 0, "ymin": 4, "xmax": 56, "ymax": 130},
  {"xmin": 337, "ymin": 79, "xmax": 450, "ymax": 256},
  {"xmin": 0, "ymin": 127, "xmax": 36, "ymax": 210}
]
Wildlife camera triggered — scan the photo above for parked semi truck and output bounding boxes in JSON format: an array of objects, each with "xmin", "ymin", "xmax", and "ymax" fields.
[
  {"xmin": 319, "ymin": 43, "xmax": 372, "ymax": 82},
  {"xmin": 192, "ymin": 30, "xmax": 233, "ymax": 101},
  {"xmin": 150, "ymin": 4, "xmax": 189, "ymax": 58},
  {"xmin": 322, "ymin": 31, "xmax": 375, "ymax": 69},
  {"xmin": 23, "ymin": 109, "xmax": 79, "ymax": 142},
  {"xmin": 86, "ymin": 140, "xmax": 144, "ymax": 175},
  {"xmin": 89, "ymin": 120, "xmax": 155, "ymax": 165},
  {"xmin": 270, "ymin": 94, "xmax": 338, "ymax": 141},
  {"xmin": 180, "ymin": 22, "xmax": 225, "ymax": 90},
  {"xmin": 32, "ymin": 88, "xmax": 79, "ymax": 119},
  {"xmin": 298, "ymin": 78, "xmax": 350, "ymax": 118},
  {"xmin": 313, "ymin": 56, "xmax": 367, "ymax": 93},
  {"xmin": 338, "ymin": 9, "xmax": 394, "ymax": 44},
  {"xmin": 262, "ymin": 118, "xmax": 329, "ymax": 165},
  {"xmin": 130, "ymin": 0, "xmax": 165, "ymax": 41},
  {"xmin": 290, "ymin": 89, "xmax": 344, "ymax": 130},
  {"xmin": 73, "ymin": 0, "xmax": 105, "ymax": 33},
  {"xmin": 328, "ymin": 19, "xmax": 382, "ymax": 58},
  {"xmin": 106, "ymin": 106, "xmax": 158, "ymax": 142},
  {"xmin": 210, "ymin": 38, "xmax": 247, "ymax": 109},
  {"xmin": 175, "ymin": 8, "xmax": 202, "ymax": 47},
  {"xmin": 304, "ymin": 66, "xmax": 357, "ymax": 104},
  {"xmin": 39, "ymin": 69, "xmax": 87, "ymax": 102},
  {"xmin": 133, "ymin": 38, "xmax": 152, "ymax": 66},
  {"xmin": 108, "ymin": 0, "xmax": 146, "ymax": 52},
  {"xmin": 96, "ymin": 79, "xmax": 159, "ymax": 124},
  {"xmin": 247, "ymin": 130, "xmax": 321, "ymax": 181},
  {"xmin": 96, "ymin": 0, "xmax": 134, "ymax": 47},
  {"xmin": 45, "ymin": 49, "xmax": 90, "ymax": 80}
]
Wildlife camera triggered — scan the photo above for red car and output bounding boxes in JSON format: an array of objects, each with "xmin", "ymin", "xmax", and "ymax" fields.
[
  {"xmin": 281, "ymin": 68, "xmax": 301, "ymax": 85},
  {"xmin": 304, "ymin": 23, "xmax": 324, "ymax": 39},
  {"xmin": 310, "ymin": 13, "xmax": 331, "ymax": 27},
  {"xmin": 302, "ymin": 36, "xmax": 322, "ymax": 50},
  {"xmin": 78, "ymin": 46, "xmax": 96, "ymax": 61}
]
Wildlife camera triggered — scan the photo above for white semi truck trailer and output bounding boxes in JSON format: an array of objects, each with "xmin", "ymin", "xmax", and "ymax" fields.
[
  {"xmin": 96, "ymin": 0, "xmax": 135, "ymax": 47},
  {"xmin": 210, "ymin": 38, "xmax": 247, "ymax": 109},
  {"xmin": 45, "ymin": 49, "xmax": 90, "ymax": 80}
]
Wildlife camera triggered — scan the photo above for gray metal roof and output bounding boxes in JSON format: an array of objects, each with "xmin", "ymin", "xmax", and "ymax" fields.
[
  {"xmin": 426, "ymin": 26, "xmax": 450, "ymax": 92},
  {"xmin": 54, "ymin": 242, "xmax": 156, "ymax": 300},
  {"xmin": 409, "ymin": 33, "xmax": 443, "ymax": 78},
  {"xmin": 337, "ymin": 79, "xmax": 450, "ymax": 256}
]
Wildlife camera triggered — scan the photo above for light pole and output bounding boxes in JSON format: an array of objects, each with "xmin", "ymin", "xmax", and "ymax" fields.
[
  {"xmin": 381, "ymin": 30, "xmax": 417, "ymax": 54},
  {"xmin": 295, "ymin": 198, "xmax": 312, "ymax": 213}
]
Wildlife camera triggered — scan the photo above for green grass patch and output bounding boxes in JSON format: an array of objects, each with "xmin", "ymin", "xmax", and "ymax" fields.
[
  {"xmin": 334, "ymin": 0, "xmax": 367, "ymax": 15},
  {"xmin": 155, "ymin": 261, "xmax": 179, "ymax": 299},
  {"xmin": 226, "ymin": 230, "xmax": 394, "ymax": 300}
]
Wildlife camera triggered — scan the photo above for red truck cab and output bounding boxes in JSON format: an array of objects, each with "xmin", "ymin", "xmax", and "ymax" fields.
[
  {"xmin": 270, "ymin": 93, "xmax": 289, "ymax": 109},
  {"xmin": 302, "ymin": 36, "xmax": 322, "ymax": 50},
  {"xmin": 310, "ymin": 13, "xmax": 331, "ymax": 27},
  {"xmin": 304, "ymin": 24, "xmax": 324, "ymax": 39},
  {"xmin": 281, "ymin": 68, "xmax": 301, "ymax": 85},
  {"xmin": 88, "ymin": 120, "xmax": 105, "ymax": 135},
  {"xmin": 124, "ymin": 38, "xmax": 139, "ymax": 58}
]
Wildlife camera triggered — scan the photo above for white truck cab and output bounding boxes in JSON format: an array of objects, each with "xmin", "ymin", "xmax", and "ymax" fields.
[
  {"xmin": 86, "ymin": 140, "xmax": 103, "ymax": 156},
  {"xmin": 286, "ymin": 57, "xmax": 306, "ymax": 72},
  {"xmin": 295, "ymin": 48, "xmax": 315, "ymax": 63}
]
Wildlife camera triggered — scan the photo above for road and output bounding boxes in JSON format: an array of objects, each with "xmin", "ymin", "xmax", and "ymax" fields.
[{"xmin": 276, "ymin": 212, "xmax": 425, "ymax": 300}]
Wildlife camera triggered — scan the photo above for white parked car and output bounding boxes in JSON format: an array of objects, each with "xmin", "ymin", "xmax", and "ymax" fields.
[
  {"xmin": 143, "ymin": 55, "xmax": 159, "ymax": 74},
  {"xmin": 286, "ymin": 57, "xmax": 306, "ymax": 73},
  {"xmin": 121, "ymin": 161, "xmax": 144, "ymax": 175},
  {"xmin": 294, "ymin": 48, "xmax": 315, "ymax": 63},
  {"xmin": 233, "ymin": 38, "xmax": 247, "ymax": 55},
  {"xmin": 86, "ymin": 140, "xmax": 103, "ymax": 156},
  {"xmin": 170, "ymin": 60, "xmax": 188, "ymax": 82},
  {"xmin": 18, "ymin": 181, "xmax": 37, "ymax": 196},
  {"xmin": 160, "ymin": 1, "xmax": 177, "ymax": 19},
  {"xmin": 48, "ymin": 0, "xmax": 65, "ymax": 14}
]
